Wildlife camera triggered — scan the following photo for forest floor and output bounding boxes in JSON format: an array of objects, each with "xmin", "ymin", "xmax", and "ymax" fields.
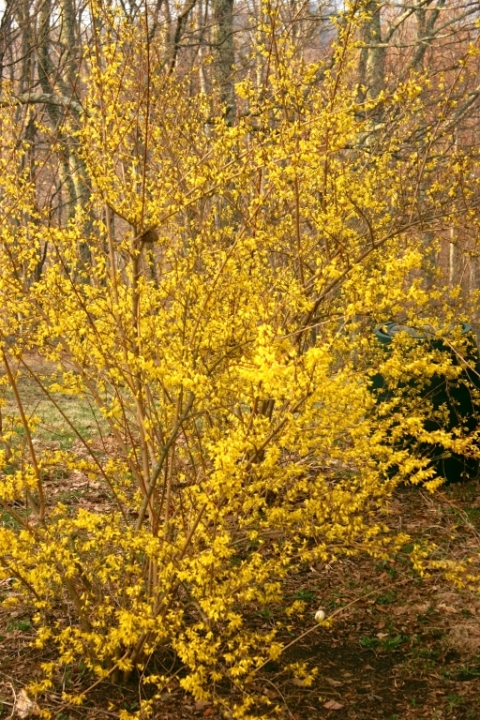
[{"xmin": 1, "ymin": 361, "xmax": 480, "ymax": 720}]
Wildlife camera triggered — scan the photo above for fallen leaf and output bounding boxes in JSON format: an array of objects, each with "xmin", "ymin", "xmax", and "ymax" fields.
[
  {"xmin": 323, "ymin": 699, "xmax": 344, "ymax": 710},
  {"xmin": 414, "ymin": 603, "xmax": 432, "ymax": 613},
  {"xmin": 325, "ymin": 678, "xmax": 343, "ymax": 687},
  {"xmin": 195, "ymin": 700, "xmax": 211, "ymax": 710},
  {"xmin": 438, "ymin": 603, "xmax": 457, "ymax": 613},
  {"xmin": 15, "ymin": 689, "xmax": 40, "ymax": 719}
]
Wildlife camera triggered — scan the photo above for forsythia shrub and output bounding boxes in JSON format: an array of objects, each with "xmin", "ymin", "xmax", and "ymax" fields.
[{"xmin": 0, "ymin": 2, "xmax": 479, "ymax": 717}]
